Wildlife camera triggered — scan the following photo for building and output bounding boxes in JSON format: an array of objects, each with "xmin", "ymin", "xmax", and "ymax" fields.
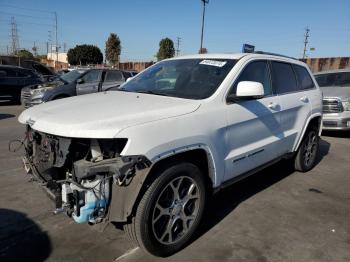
[
  {"xmin": 301, "ymin": 57, "xmax": 350, "ymax": 73},
  {"xmin": 47, "ymin": 52, "xmax": 68, "ymax": 63}
]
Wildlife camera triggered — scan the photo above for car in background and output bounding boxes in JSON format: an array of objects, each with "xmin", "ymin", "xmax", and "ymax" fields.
[
  {"xmin": 314, "ymin": 69, "xmax": 350, "ymax": 130},
  {"xmin": 21, "ymin": 68, "xmax": 127, "ymax": 107},
  {"xmin": 0, "ymin": 65, "xmax": 43, "ymax": 104},
  {"xmin": 122, "ymin": 70, "xmax": 138, "ymax": 79},
  {"xmin": 57, "ymin": 69, "xmax": 70, "ymax": 75}
]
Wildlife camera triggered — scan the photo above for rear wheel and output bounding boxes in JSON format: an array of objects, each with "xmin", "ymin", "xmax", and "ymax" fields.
[
  {"xmin": 294, "ymin": 127, "xmax": 319, "ymax": 172},
  {"xmin": 124, "ymin": 162, "xmax": 206, "ymax": 257}
]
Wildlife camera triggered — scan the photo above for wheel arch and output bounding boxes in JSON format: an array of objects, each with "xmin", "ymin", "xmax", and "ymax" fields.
[
  {"xmin": 293, "ymin": 113, "xmax": 322, "ymax": 152},
  {"xmin": 134, "ymin": 146, "xmax": 216, "ymax": 214},
  {"xmin": 109, "ymin": 146, "xmax": 216, "ymax": 223}
]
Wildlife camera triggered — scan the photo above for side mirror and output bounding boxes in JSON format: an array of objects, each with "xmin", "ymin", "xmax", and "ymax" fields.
[
  {"xmin": 76, "ymin": 78, "xmax": 83, "ymax": 84},
  {"xmin": 126, "ymin": 76, "xmax": 134, "ymax": 83},
  {"xmin": 227, "ymin": 81, "xmax": 264, "ymax": 103}
]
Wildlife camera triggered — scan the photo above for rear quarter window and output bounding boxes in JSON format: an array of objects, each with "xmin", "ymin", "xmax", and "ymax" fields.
[{"xmin": 271, "ymin": 61, "xmax": 298, "ymax": 94}]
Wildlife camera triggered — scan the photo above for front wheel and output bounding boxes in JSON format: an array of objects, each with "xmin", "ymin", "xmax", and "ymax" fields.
[
  {"xmin": 124, "ymin": 162, "xmax": 206, "ymax": 257},
  {"xmin": 294, "ymin": 127, "xmax": 319, "ymax": 172}
]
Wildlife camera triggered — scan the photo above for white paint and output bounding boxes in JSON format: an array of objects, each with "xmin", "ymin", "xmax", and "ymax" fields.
[
  {"xmin": 18, "ymin": 53, "xmax": 322, "ymax": 188},
  {"xmin": 236, "ymin": 81, "xmax": 264, "ymax": 97}
]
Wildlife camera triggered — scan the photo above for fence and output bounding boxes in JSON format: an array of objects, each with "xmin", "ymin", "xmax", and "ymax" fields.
[
  {"xmin": 116, "ymin": 61, "xmax": 154, "ymax": 72},
  {"xmin": 301, "ymin": 57, "xmax": 350, "ymax": 73}
]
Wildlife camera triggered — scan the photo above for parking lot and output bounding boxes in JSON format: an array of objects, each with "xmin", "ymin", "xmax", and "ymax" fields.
[{"xmin": 0, "ymin": 104, "xmax": 349, "ymax": 262}]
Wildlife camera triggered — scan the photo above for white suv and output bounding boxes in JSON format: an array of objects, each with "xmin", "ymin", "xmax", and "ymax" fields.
[{"xmin": 18, "ymin": 53, "xmax": 322, "ymax": 256}]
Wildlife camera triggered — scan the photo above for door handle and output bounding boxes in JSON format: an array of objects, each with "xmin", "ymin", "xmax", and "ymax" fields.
[
  {"xmin": 268, "ymin": 102, "xmax": 279, "ymax": 110},
  {"xmin": 300, "ymin": 96, "xmax": 309, "ymax": 103}
]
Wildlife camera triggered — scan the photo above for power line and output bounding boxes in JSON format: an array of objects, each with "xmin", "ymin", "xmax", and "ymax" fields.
[
  {"xmin": 302, "ymin": 27, "xmax": 310, "ymax": 59},
  {"xmin": 0, "ymin": 4, "xmax": 53, "ymax": 13},
  {"xmin": 0, "ymin": 11, "xmax": 53, "ymax": 20}
]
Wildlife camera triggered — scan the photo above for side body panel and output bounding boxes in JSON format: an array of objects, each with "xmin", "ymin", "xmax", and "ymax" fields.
[{"xmin": 223, "ymin": 96, "xmax": 283, "ymax": 181}]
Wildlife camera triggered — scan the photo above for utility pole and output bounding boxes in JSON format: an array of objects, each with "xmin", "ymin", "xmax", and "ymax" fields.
[
  {"xmin": 10, "ymin": 17, "xmax": 19, "ymax": 55},
  {"xmin": 302, "ymin": 27, "xmax": 310, "ymax": 59},
  {"xmin": 199, "ymin": 0, "xmax": 209, "ymax": 54},
  {"xmin": 63, "ymin": 42, "xmax": 67, "ymax": 53},
  {"xmin": 32, "ymin": 41, "xmax": 38, "ymax": 56},
  {"xmin": 54, "ymin": 12, "xmax": 58, "ymax": 66},
  {"xmin": 176, "ymin": 37, "xmax": 181, "ymax": 56},
  {"xmin": 48, "ymin": 30, "xmax": 52, "ymax": 59}
]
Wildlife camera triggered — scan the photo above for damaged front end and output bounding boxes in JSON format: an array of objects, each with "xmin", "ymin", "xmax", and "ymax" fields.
[{"xmin": 20, "ymin": 126, "xmax": 151, "ymax": 224}]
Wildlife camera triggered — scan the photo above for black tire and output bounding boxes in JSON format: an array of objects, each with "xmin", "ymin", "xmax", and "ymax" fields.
[
  {"xmin": 294, "ymin": 127, "xmax": 319, "ymax": 172},
  {"xmin": 124, "ymin": 162, "xmax": 206, "ymax": 257}
]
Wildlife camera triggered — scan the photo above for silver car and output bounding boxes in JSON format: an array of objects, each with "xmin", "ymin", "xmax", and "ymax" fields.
[{"xmin": 314, "ymin": 69, "xmax": 350, "ymax": 130}]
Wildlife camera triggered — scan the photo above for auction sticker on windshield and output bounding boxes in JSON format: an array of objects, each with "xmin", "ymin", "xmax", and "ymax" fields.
[{"xmin": 199, "ymin": 60, "xmax": 227, "ymax": 67}]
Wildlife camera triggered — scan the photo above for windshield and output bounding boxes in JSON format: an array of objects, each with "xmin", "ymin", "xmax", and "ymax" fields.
[
  {"xmin": 315, "ymin": 72, "xmax": 350, "ymax": 87},
  {"xmin": 60, "ymin": 70, "xmax": 85, "ymax": 83},
  {"xmin": 121, "ymin": 59, "xmax": 237, "ymax": 99}
]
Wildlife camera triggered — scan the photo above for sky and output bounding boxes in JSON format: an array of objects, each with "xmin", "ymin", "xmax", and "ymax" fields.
[{"xmin": 0, "ymin": 0, "xmax": 349, "ymax": 61}]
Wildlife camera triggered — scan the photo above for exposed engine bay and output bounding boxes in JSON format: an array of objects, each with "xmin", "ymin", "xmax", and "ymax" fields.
[{"xmin": 21, "ymin": 126, "xmax": 151, "ymax": 224}]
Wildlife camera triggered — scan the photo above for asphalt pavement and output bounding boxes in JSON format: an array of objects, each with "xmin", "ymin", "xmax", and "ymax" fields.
[{"xmin": 0, "ymin": 104, "xmax": 349, "ymax": 262}]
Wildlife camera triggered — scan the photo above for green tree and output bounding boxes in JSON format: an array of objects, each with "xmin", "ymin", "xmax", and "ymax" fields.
[
  {"xmin": 105, "ymin": 33, "xmax": 121, "ymax": 65},
  {"xmin": 156, "ymin": 38, "xmax": 175, "ymax": 61},
  {"xmin": 67, "ymin": 44, "xmax": 103, "ymax": 65},
  {"xmin": 35, "ymin": 54, "xmax": 47, "ymax": 60},
  {"xmin": 16, "ymin": 49, "xmax": 34, "ymax": 58}
]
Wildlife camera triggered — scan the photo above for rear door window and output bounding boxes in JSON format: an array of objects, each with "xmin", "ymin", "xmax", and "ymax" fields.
[
  {"xmin": 104, "ymin": 70, "xmax": 123, "ymax": 82},
  {"xmin": 17, "ymin": 70, "xmax": 31, "ymax": 78},
  {"xmin": 271, "ymin": 62, "xmax": 298, "ymax": 94},
  {"xmin": 293, "ymin": 65, "xmax": 315, "ymax": 90},
  {"xmin": 81, "ymin": 70, "xmax": 101, "ymax": 83}
]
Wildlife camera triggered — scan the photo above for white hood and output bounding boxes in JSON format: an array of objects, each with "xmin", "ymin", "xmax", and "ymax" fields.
[{"xmin": 18, "ymin": 91, "xmax": 201, "ymax": 138}]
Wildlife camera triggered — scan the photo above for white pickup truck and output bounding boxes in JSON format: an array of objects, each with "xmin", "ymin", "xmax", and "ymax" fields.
[{"xmin": 18, "ymin": 53, "xmax": 322, "ymax": 256}]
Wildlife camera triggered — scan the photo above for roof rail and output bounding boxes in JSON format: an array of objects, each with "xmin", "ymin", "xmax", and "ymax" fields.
[{"xmin": 253, "ymin": 51, "xmax": 298, "ymax": 60}]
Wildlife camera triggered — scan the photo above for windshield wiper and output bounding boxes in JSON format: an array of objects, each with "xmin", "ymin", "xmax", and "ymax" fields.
[{"xmin": 135, "ymin": 90, "xmax": 170, "ymax": 97}]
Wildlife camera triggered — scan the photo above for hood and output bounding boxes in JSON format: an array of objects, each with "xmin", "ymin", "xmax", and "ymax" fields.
[
  {"xmin": 321, "ymin": 86, "xmax": 350, "ymax": 101},
  {"xmin": 24, "ymin": 79, "xmax": 65, "ymax": 91},
  {"xmin": 18, "ymin": 91, "xmax": 201, "ymax": 138}
]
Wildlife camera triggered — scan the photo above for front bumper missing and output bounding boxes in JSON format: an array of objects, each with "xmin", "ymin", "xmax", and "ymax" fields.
[
  {"xmin": 22, "ymin": 154, "xmax": 152, "ymax": 220},
  {"xmin": 22, "ymin": 155, "xmax": 62, "ymax": 208}
]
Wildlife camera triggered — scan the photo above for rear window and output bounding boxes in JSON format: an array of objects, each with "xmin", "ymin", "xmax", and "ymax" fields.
[
  {"xmin": 0, "ymin": 68, "xmax": 17, "ymax": 77},
  {"xmin": 315, "ymin": 72, "xmax": 350, "ymax": 87},
  {"xmin": 105, "ymin": 70, "xmax": 123, "ymax": 82},
  {"xmin": 271, "ymin": 62, "xmax": 298, "ymax": 94},
  {"xmin": 293, "ymin": 65, "xmax": 315, "ymax": 90},
  {"xmin": 32, "ymin": 63, "xmax": 53, "ymax": 76}
]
